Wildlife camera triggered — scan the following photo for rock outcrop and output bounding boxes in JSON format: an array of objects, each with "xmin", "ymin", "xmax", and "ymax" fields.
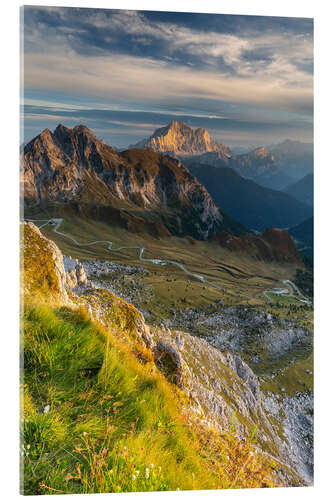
[
  {"xmin": 63, "ymin": 256, "xmax": 88, "ymax": 291},
  {"xmin": 22, "ymin": 222, "xmax": 89, "ymax": 300}
]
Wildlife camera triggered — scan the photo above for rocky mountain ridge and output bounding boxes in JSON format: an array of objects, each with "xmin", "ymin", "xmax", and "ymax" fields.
[
  {"xmin": 269, "ymin": 140, "xmax": 313, "ymax": 181},
  {"xmin": 129, "ymin": 121, "xmax": 309, "ymax": 190},
  {"xmin": 188, "ymin": 163, "xmax": 312, "ymax": 232},
  {"xmin": 131, "ymin": 120, "xmax": 232, "ymax": 163},
  {"xmin": 230, "ymin": 146, "xmax": 275, "ymax": 179},
  {"xmin": 284, "ymin": 174, "xmax": 313, "ymax": 207},
  {"xmin": 22, "ymin": 124, "xmax": 242, "ymax": 240}
]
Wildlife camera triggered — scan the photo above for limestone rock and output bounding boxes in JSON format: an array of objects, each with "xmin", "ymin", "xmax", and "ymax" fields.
[
  {"xmin": 22, "ymin": 124, "xmax": 226, "ymax": 240},
  {"xmin": 153, "ymin": 341, "xmax": 189, "ymax": 388},
  {"xmin": 130, "ymin": 120, "xmax": 232, "ymax": 163}
]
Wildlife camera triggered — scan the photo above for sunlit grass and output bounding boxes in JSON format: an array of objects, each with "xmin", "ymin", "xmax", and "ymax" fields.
[{"xmin": 22, "ymin": 302, "xmax": 277, "ymax": 494}]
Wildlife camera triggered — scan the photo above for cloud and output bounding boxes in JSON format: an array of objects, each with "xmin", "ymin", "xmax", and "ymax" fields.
[
  {"xmin": 22, "ymin": 7, "xmax": 313, "ymax": 146},
  {"xmin": 22, "ymin": 102, "xmax": 313, "ymax": 149},
  {"xmin": 24, "ymin": 49, "xmax": 312, "ymax": 116}
]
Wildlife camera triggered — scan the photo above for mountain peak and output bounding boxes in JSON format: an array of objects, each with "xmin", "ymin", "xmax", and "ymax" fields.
[
  {"xmin": 38, "ymin": 127, "xmax": 53, "ymax": 142},
  {"xmin": 130, "ymin": 121, "xmax": 232, "ymax": 160},
  {"xmin": 253, "ymin": 146, "xmax": 271, "ymax": 157},
  {"xmin": 53, "ymin": 123, "xmax": 96, "ymax": 139},
  {"xmin": 55, "ymin": 123, "xmax": 70, "ymax": 133},
  {"xmin": 167, "ymin": 119, "xmax": 191, "ymax": 131},
  {"xmin": 72, "ymin": 124, "xmax": 95, "ymax": 135}
]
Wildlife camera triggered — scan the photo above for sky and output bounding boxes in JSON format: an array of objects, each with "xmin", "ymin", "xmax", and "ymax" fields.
[{"xmin": 22, "ymin": 6, "xmax": 313, "ymax": 151}]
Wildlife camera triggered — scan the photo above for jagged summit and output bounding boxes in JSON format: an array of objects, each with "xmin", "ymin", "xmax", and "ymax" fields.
[
  {"xmin": 130, "ymin": 120, "xmax": 232, "ymax": 161},
  {"xmin": 251, "ymin": 146, "xmax": 273, "ymax": 158},
  {"xmin": 22, "ymin": 123, "xmax": 245, "ymax": 240}
]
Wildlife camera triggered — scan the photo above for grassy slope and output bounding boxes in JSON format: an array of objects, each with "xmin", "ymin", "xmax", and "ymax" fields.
[
  {"xmin": 24, "ymin": 214, "xmax": 313, "ymax": 396},
  {"xmin": 21, "ymin": 224, "xmax": 280, "ymax": 494},
  {"xmin": 28, "ymin": 210, "xmax": 302, "ymax": 304}
]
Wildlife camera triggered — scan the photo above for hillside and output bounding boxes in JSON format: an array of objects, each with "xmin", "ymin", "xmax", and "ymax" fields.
[
  {"xmin": 288, "ymin": 217, "xmax": 314, "ymax": 256},
  {"xmin": 188, "ymin": 164, "xmax": 312, "ymax": 231},
  {"xmin": 284, "ymin": 174, "xmax": 313, "ymax": 206},
  {"xmin": 21, "ymin": 221, "xmax": 306, "ymax": 494},
  {"xmin": 22, "ymin": 124, "xmax": 246, "ymax": 239},
  {"xmin": 212, "ymin": 227, "xmax": 301, "ymax": 264}
]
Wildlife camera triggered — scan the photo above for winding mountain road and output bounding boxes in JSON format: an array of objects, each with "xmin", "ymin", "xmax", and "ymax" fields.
[{"xmin": 25, "ymin": 217, "xmax": 311, "ymax": 304}]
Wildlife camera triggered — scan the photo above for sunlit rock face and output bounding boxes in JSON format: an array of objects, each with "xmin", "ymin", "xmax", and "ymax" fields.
[
  {"xmin": 21, "ymin": 124, "xmax": 230, "ymax": 240},
  {"xmin": 131, "ymin": 120, "xmax": 232, "ymax": 162}
]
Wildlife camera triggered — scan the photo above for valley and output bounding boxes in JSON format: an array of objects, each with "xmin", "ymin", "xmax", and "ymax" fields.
[
  {"xmin": 23, "ymin": 214, "xmax": 314, "ymax": 484},
  {"xmin": 22, "ymin": 122, "xmax": 314, "ymax": 488}
]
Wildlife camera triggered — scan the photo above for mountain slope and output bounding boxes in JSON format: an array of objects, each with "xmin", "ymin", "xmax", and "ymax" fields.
[
  {"xmin": 288, "ymin": 217, "xmax": 313, "ymax": 256},
  {"xmin": 231, "ymin": 146, "xmax": 275, "ymax": 178},
  {"xmin": 129, "ymin": 122, "xmax": 294, "ymax": 190},
  {"xmin": 229, "ymin": 147, "xmax": 292, "ymax": 190},
  {"xmin": 22, "ymin": 221, "xmax": 303, "ymax": 494},
  {"xmin": 212, "ymin": 227, "xmax": 301, "ymax": 264},
  {"xmin": 284, "ymin": 174, "xmax": 313, "ymax": 206},
  {"xmin": 270, "ymin": 140, "xmax": 313, "ymax": 181},
  {"xmin": 188, "ymin": 164, "xmax": 312, "ymax": 231},
  {"xmin": 22, "ymin": 124, "xmax": 246, "ymax": 239},
  {"xmin": 130, "ymin": 120, "xmax": 232, "ymax": 164}
]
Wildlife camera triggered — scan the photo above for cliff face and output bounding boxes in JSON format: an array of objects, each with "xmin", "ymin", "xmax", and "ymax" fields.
[
  {"xmin": 22, "ymin": 222, "xmax": 88, "ymax": 300},
  {"xmin": 131, "ymin": 120, "xmax": 232, "ymax": 162},
  {"xmin": 22, "ymin": 124, "xmax": 228, "ymax": 240}
]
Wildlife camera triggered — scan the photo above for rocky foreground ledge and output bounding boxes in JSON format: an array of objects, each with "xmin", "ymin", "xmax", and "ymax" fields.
[{"xmin": 22, "ymin": 221, "xmax": 311, "ymax": 485}]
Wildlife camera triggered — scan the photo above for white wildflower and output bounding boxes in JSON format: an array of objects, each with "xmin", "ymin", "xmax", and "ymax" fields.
[
  {"xmin": 150, "ymin": 463, "xmax": 154, "ymax": 469},
  {"xmin": 44, "ymin": 405, "xmax": 50, "ymax": 414},
  {"xmin": 132, "ymin": 474, "xmax": 136, "ymax": 480}
]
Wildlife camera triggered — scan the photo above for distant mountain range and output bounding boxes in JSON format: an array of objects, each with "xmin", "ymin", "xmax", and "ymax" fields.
[
  {"xmin": 188, "ymin": 163, "xmax": 312, "ymax": 231},
  {"xmin": 269, "ymin": 140, "xmax": 313, "ymax": 181},
  {"xmin": 284, "ymin": 174, "xmax": 313, "ymax": 206},
  {"xmin": 22, "ymin": 124, "xmax": 246, "ymax": 239},
  {"xmin": 129, "ymin": 121, "xmax": 313, "ymax": 191},
  {"xmin": 21, "ymin": 123, "xmax": 312, "ymax": 267}
]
